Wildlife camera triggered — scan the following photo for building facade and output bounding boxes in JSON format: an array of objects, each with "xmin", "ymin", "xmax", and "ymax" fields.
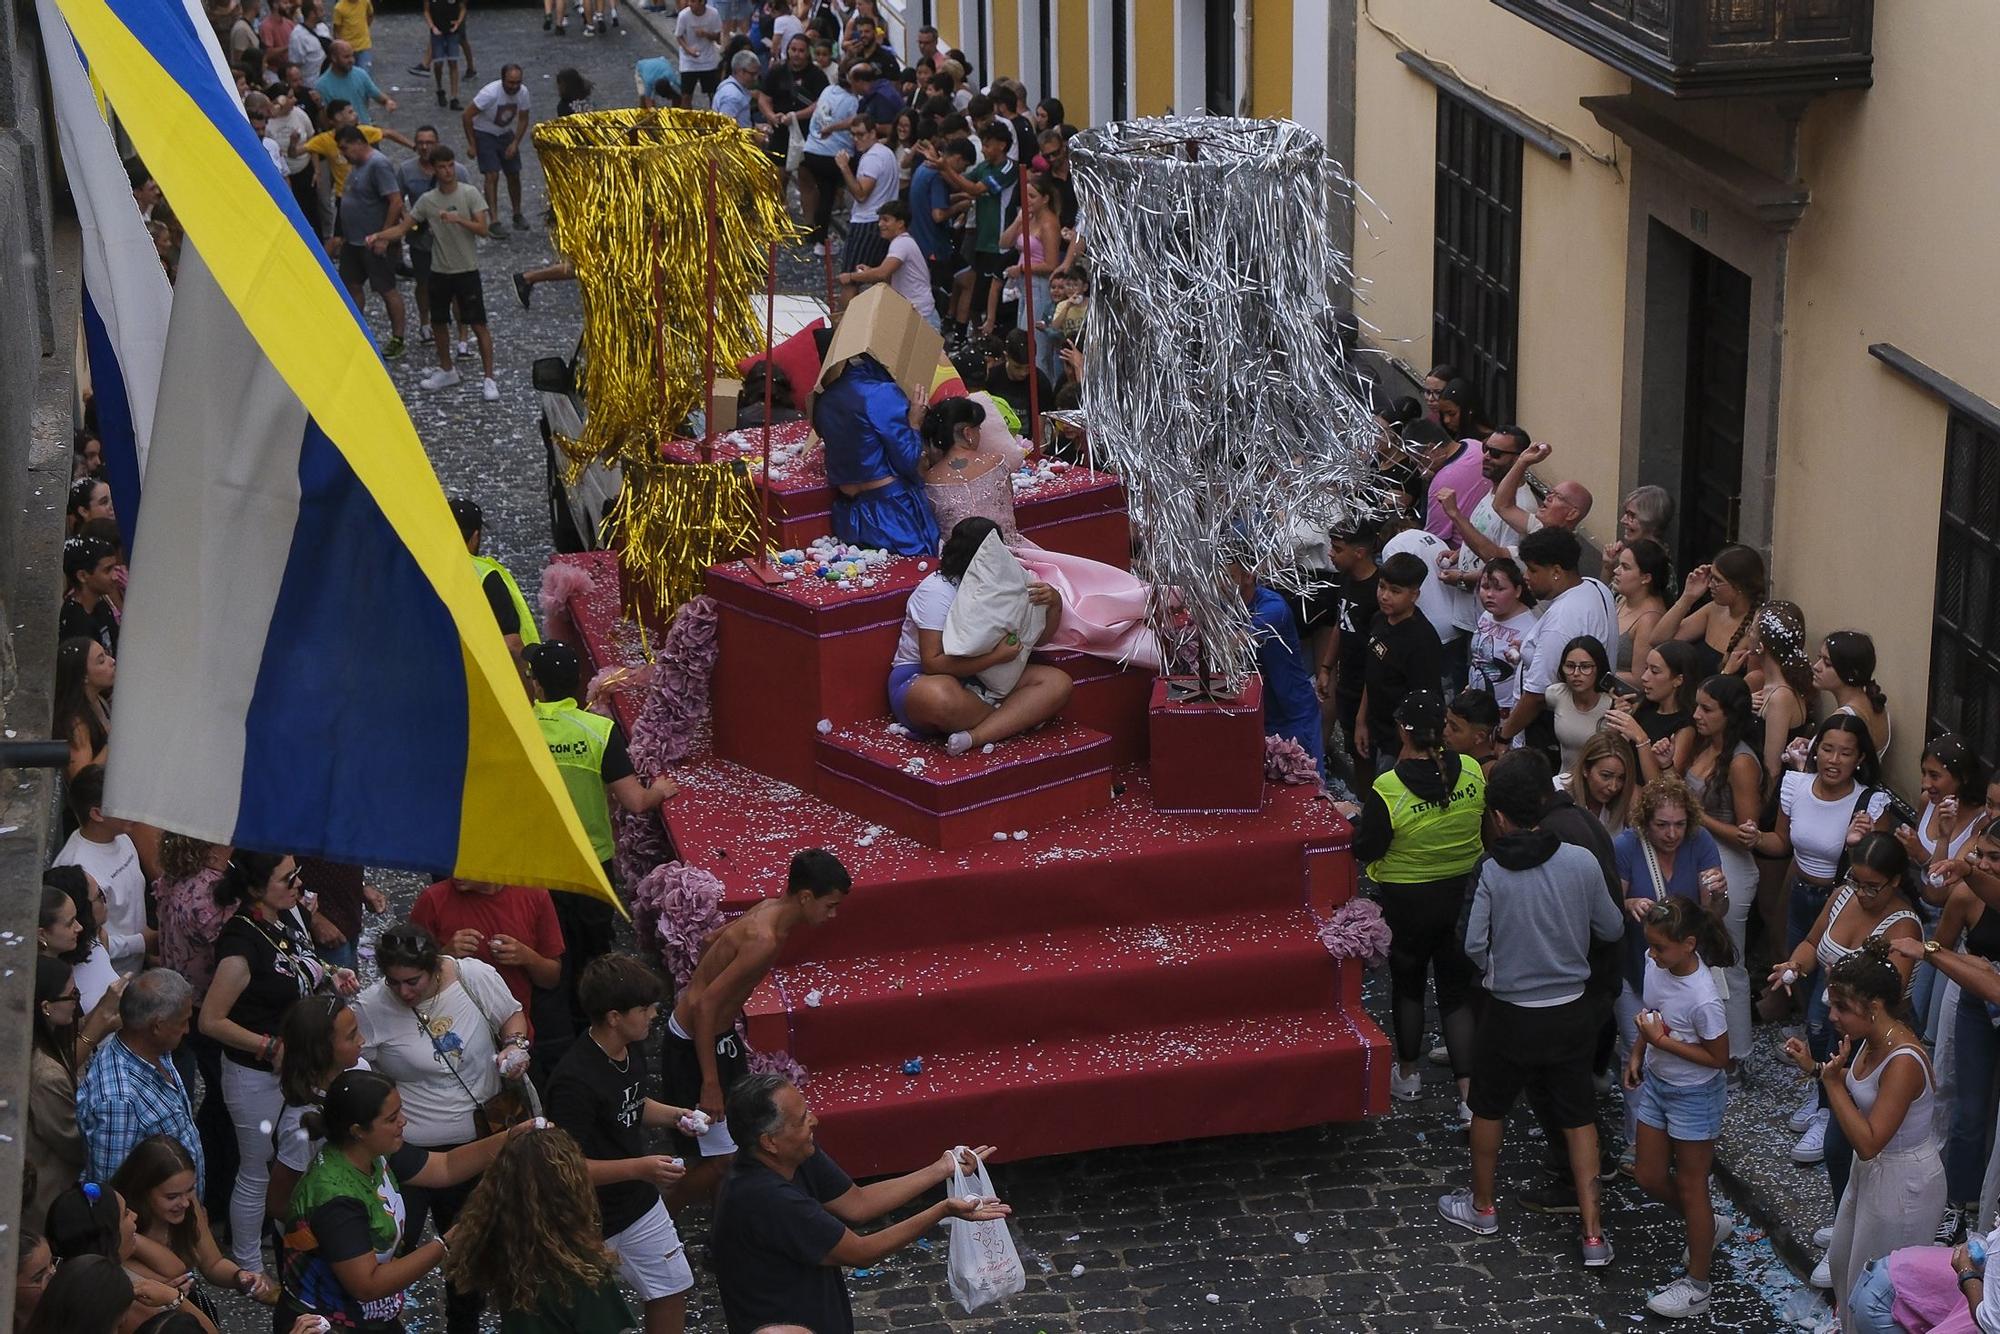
[{"xmin": 926, "ymin": 0, "xmax": 1999, "ymax": 785}]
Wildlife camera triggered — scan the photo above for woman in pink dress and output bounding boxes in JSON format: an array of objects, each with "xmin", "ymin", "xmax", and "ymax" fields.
[{"xmin": 920, "ymin": 395, "xmax": 1162, "ymax": 672}]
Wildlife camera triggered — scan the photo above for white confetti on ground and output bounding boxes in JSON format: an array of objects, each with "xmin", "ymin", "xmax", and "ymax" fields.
[
  {"xmin": 816, "ymin": 719, "xmax": 832, "ymax": 734},
  {"xmin": 804, "ymin": 989, "xmax": 823, "ymax": 1007}
]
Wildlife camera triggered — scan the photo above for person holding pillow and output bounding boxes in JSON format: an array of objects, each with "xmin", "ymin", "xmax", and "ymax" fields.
[{"xmin": 888, "ymin": 517, "xmax": 1072, "ymax": 755}]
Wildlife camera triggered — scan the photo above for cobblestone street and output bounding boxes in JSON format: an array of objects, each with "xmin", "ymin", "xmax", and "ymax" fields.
[{"xmin": 214, "ymin": 6, "xmax": 1824, "ymax": 1328}]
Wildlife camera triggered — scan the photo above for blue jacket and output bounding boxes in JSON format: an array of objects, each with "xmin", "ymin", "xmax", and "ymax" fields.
[{"xmin": 814, "ymin": 355, "xmax": 925, "ymax": 489}]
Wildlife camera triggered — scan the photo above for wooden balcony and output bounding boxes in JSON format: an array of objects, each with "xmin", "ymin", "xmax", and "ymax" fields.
[{"xmin": 1490, "ymin": 0, "xmax": 1872, "ymax": 98}]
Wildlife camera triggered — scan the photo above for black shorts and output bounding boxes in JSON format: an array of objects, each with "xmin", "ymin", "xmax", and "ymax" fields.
[
  {"xmin": 1468, "ymin": 994, "xmax": 1601, "ymax": 1129},
  {"xmin": 338, "ymin": 240, "xmax": 400, "ymax": 295},
  {"xmin": 427, "ymin": 268, "xmax": 487, "ymax": 326},
  {"xmin": 661, "ymin": 1019, "xmax": 749, "ymax": 1156},
  {"xmin": 683, "ymin": 66, "xmax": 723, "ymax": 97}
]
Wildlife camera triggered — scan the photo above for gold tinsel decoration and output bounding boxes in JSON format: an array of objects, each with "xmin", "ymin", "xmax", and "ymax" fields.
[{"xmin": 533, "ymin": 108, "xmax": 798, "ymax": 611}]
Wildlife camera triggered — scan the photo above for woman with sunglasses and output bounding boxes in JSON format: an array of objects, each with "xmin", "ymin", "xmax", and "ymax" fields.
[
  {"xmin": 26, "ymin": 955, "xmax": 120, "ymax": 1234},
  {"xmin": 1768, "ymin": 833, "xmax": 1919, "ymax": 1275},
  {"xmin": 198, "ymin": 852, "xmax": 359, "ymax": 1276},
  {"xmin": 352, "ymin": 921, "xmax": 529, "ymax": 1334}
]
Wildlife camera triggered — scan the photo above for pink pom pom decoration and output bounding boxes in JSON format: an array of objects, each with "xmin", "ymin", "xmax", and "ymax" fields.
[
  {"xmin": 629, "ymin": 860, "xmax": 728, "ymax": 991},
  {"xmin": 1264, "ymin": 734, "xmax": 1322, "ymax": 786},
  {"xmin": 1317, "ymin": 896, "xmax": 1391, "ymax": 969},
  {"xmin": 537, "ymin": 559, "xmax": 596, "ymax": 645}
]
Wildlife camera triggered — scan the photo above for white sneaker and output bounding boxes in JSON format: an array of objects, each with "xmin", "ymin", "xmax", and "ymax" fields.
[
  {"xmin": 481, "ymin": 376, "xmax": 500, "ymax": 401},
  {"xmin": 1788, "ymin": 1090, "xmax": 1822, "ymax": 1134},
  {"xmin": 1389, "ymin": 1066, "xmax": 1422, "ymax": 1101},
  {"xmin": 420, "ymin": 368, "xmax": 462, "ymax": 390},
  {"xmin": 1455, "ymin": 1099, "xmax": 1474, "ymax": 1129},
  {"xmin": 1792, "ymin": 1108, "xmax": 1830, "ymax": 1164},
  {"xmin": 1809, "ymin": 1253, "xmax": 1832, "ymax": 1289},
  {"xmin": 1682, "ymin": 1212, "xmax": 1735, "ymax": 1267},
  {"xmin": 1646, "ymin": 1275, "xmax": 1712, "ymax": 1320},
  {"xmin": 1812, "ymin": 1224, "xmax": 1833, "ymax": 1248},
  {"xmin": 1427, "ymin": 1044, "xmax": 1450, "ymax": 1067},
  {"xmin": 456, "ymin": 337, "xmax": 472, "ymax": 357}
]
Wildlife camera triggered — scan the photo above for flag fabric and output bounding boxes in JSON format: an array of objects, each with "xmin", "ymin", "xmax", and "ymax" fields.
[
  {"xmin": 48, "ymin": 0, "xmax": 618, "ymax": 906},
  {"xmin": 39, "ymin": 0, "xmax": 171, "ymax": 551}
]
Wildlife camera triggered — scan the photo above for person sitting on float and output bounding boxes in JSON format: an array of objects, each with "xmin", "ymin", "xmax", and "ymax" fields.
[
  {"xmin": 813, "ymin": 344, "xmax": 938, "ymax": 557},
  {"xmin": 920, "ymin": 393, "xmax": 1161, "ymax": 671},
  {"xmin": 887, "ymin": 516, "xmax": 1072, "ymax": 755}
]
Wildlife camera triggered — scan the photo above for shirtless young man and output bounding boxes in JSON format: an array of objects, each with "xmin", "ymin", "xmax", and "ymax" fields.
[{"xmin": 662, "ymin": 846, "xmax": 852, "ymax": 1205}]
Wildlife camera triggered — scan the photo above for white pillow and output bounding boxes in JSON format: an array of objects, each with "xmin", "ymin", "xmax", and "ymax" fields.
[{"xmin": 942, "ymin": 531, "xmax": 1044, "ymax": 698}]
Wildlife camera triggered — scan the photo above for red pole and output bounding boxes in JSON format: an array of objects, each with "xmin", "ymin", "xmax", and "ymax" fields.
[
  {"xmin": 1021, "ymin": 253, "xmax": 1040, "ymax": 451},
  {"xmin": 824, "ymin": 236, "xmax": 837, "ymax": 316},
  {"xmin": 761, "ymin": 240, "xmax": 777, "ymax": 560},
  {"xmin": 702, "ymin": 158, "xmax": 718, "ymax": 464}
]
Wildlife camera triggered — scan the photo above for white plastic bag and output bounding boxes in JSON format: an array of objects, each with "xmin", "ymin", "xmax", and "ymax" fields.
[{"xmin": 944, "ymin": 1149, "xmax": 1025, "ymax": 1313}]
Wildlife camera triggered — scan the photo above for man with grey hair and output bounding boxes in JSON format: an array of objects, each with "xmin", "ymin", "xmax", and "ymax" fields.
[
  {"xmin": 712, "ymin": 49, "xmax": 761, "ymax": 130},
  {"xmin": 711, "ymin": 1074, "xmax": 1008, "ymax": 1334},
  {"xmin": 76, "ymin": 969, "xmax": 204, "ymax": 1191}
]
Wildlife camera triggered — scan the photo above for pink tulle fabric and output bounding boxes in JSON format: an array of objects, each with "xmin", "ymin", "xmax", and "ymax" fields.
[
  {"xmin": 537, "ymin": 559, "xmax": 595, "ymax": 646},
  {"xmin": 1265, "ymin": 735, "xmax": 1321, "ymax": 786},
  {"xmin": 1319, "ymin": 897, "xmax": 1392, "ymax": 969}
]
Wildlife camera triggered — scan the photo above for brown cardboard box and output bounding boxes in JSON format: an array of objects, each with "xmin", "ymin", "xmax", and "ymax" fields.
[
  {"xmin": 710, "ymin": 377, "xmax": 742, "ymax": 433},
  {"xmin": 813, "ymin": 285, "xmax": 945, "ymax": 407}
]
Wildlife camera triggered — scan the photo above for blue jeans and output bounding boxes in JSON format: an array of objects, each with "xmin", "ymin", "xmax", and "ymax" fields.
[
  {"xmin": 1843, "ymin": 1256, "xmax": 1900, "ymax": 1333},
  {"xmin": 1804, "ymin": 970, "xmax": 1856, "ymax": 1203},
  {"xmin": 1949, "ymin": 987, "xmax": 2000, "ymax": 1201},
  {"xmin": 319, "ymin": 938, "xmax": 358, "ymax": 971},
  {"xmin": 1788, "ymin": 875, "xmax": 1834, "ymax": 954}
]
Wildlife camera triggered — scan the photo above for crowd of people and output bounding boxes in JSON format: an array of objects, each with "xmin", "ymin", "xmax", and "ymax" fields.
[{"xmin": 1323, "ymin": 370, "xmax": 2000, "ymax": 1325}]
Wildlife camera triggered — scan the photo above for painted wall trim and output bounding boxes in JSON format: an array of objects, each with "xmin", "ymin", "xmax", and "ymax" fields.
[
  {"xmin": 1869, "ymin": 344, "xmax": 2000, "ymax": 439},
  {"xmin": 1394, "ymin": 49, "xmax": 1570, "ymax": 162}
]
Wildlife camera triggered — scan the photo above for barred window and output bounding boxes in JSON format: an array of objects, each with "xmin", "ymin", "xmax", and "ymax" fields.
[
  {"xmin": 1432, "ymin": 91, "xmax": 1522, "ymax": 425},
  {"xmin": 1930, "ymin": 409, "xmax": 2000, "ymax": 771}
]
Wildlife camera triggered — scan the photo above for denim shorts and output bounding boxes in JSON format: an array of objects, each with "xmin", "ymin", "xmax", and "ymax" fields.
[{"xmin": 1633, "ymin": 1069, "xmax": 1727, "ymax": 1141}]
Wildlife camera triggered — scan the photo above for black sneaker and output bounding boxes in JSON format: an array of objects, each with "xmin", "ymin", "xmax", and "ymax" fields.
[
  {"xmin": 408, "ymin": 63, "xmax": 430, "ymax": 76},
  {"xmin": 449, "ymin": 98, "xmax": 462, "ymax": 110},
  {"xmin": 543, "ymin": 13, "xmax": 553, "ymax": 28},
  {"xmin": 1515, "ymin": 1183, "xmax": 1582, "ymax": 1215},
  {"xmin": 513, "ymin": 273, "xmax": 532, "ymax": 309},
  {"xmin": 436, "ymin": 89, "xmax": 447, "ymax": 107}
]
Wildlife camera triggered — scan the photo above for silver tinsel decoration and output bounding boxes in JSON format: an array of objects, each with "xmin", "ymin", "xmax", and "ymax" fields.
[{"xmin": 1069, "ymin": 116, "xmax": 1389, "ymax": 689}]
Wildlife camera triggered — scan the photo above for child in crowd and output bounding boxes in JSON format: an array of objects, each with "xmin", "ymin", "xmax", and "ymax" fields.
[
  {"xmin": 1624, "ymin": 896, "xmax": 1735, "ymax": 1320},
  {"xmin": 1467, "ymin": 557, "xmax": 1537, "ymax": 713},
  {"xmin": 1355, "ymin": 551, "xmax": 1444, "ymax": 776},
  {"xmin": 1047, "ymin": 267, "xmax": 1088, "ymax": 344},
  {"xmin": 1446, "ymin": 689, "xmax": 1502, "ymax": 776}
]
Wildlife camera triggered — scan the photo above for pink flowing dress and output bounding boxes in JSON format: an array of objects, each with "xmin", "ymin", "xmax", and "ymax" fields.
[{"xmin": 926, "ymin": 463, "xmax": 1163, "ymax": 673}]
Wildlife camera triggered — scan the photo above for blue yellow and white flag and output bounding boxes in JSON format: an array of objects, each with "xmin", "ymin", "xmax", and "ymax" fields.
[
  {"xmin": 46, "ymin": 0, "xmax": 617, "ymax": 905},
  {"xmin": 39, "ymin": 0, "xmax": 171, "ymax": 550}
]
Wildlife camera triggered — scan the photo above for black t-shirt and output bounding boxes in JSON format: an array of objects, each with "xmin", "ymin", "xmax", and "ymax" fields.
[
  {"xmin": 1636, "ymin": 703, "xmax": 1693, "ymax": 744},
  {"xmin": 602, "ymin": 722, "xmax": 635, "ymax": 785},
  {"xmin": 310, "ymin": 1142, "xmax": 429, "ymax": 1262},
  {"xmin": 481, "ymin": 570, "xmax": 521, "ymax": 637},
  {"xmin": 60, "ymin": 595, "xmax": 118, "ymax": 655},
  {"xmin": 713, "ymin": 1152, "xmax": 856, "ymax": 1334},
  {"xmin": 546, "ymin": 1035, "xmax": 655, "ymax": 1236},
  {"xmin": 1331, "ymin": 569, "xmax": 1379, "ymax": 699},
  {"xmin": 214, "ymin": 910, "xmax": 329, "ymax": 1069},
  {"xmin": 1362, "ymin": 610, "xmax": 1444, "ymax": 745},
  {"xmin": 761, "ymin": 62, "xmax": 827, "ymax": 116},
  {"xmin": 428, "ymin": 0, "xmax": 464, "ymax": 28}
]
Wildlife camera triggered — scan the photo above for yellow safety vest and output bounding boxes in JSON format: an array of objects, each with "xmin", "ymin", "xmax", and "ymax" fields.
[
  {"xmin": 471, "ymin": 553, "xmax": 541, "ymax": 646},
  {"xmin": 1366, "ymin": 758, "xmax": 1487, "ymax": 884},
  {"xmin": 533, "ymin": 698, "xmax": 615, "ymax": 862}
]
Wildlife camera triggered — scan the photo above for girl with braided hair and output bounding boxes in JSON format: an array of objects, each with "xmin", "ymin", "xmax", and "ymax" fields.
[
  {"xmin": 1782, "ymin": 934, "xmax": 1942, "ymax": 1311},
  {"xmin": 1744, "ymin": 601, "xmax": 1815, "ymax": 792},
  {"xmin": 1652, "ymin": 543, "xmax": 1766, "ymax": 687}
]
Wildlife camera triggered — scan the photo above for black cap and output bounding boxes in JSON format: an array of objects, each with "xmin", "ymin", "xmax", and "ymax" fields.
[
  {"xmin": 448, "ymin": 496, "xmax": 484, "ymax": 540},
  {"xmin": 522, "ymin": 640, "xmax": 583, "ymax": 698},
  {"xmin": 1394, "ymin": 690, "xmax": 1445, "ymax": 732}
]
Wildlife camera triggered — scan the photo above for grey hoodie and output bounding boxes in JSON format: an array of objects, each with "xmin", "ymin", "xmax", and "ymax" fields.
[{"xmin": 1464, "ymin": 829, "xmax": 1626, "ymax": 1005}]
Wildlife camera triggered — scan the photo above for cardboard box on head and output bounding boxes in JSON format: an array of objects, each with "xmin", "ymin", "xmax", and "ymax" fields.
[{"xmin": 813, "ymin": 284, "xmax": 946, "ymax": 417}]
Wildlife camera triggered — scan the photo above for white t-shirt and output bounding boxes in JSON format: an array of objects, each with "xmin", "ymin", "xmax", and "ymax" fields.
[
  {"xmin": 1447, "ymin": 494, "xmax": 1540, "ymax": 632},
  {"xmin": 676, "ymin": 5, "xmax": 724, "ymax": 71},
  {"xmin": 274, "ymin": 106, "xmax": 315, "ymax": 174},
  {"xmin": 1379, "ymin": 527, "xmax": 1460, "ymax": 644},
  {"xmin": 884, "ymin": 232, "xmax": 935, "ymax": 320},
  {"xmin": 71, "ymin": 942, "xmax": 121, "ymax": 1012},
  {"xmin": 1468, "ymin": 606, "xmax": 1538, "ymax": 710},
  {"xmin": 849, "ymin": 142, "xmax": 899, "ymax": 223},
  {"xmin": 353, "ymin": 957, "xmax": 520, "ymax": 1144},
  {"xmin": 52, "ymin": 830, "xmax": 148, "ymax": 974},
  {"xmin": 1519, "ymin": 577, "xmax": 1618, "ymax": 699},
  {"xmin": 1640, "ymin": 958, "xmax": 1729, "ymax": 1087},
  {"xmin": 288, "ymin": 23, "xmax": 326, "ymax": 82},
  {"xmin": 470, "ymin": 81, "xmax": 531, "ymax": 138},
  {"xmin": 771, "ymin": 13, "xmax": 807, "ymax": 55},
  {"xmin": 1780, "ymin": 770, "xmax": 1892, "ymax": 880},
  {"xmin": 893, "ymin": 573, "xmax": 958, "ymax": 667},
  {"xmin": 273, "ymin": 1057, "xmax": 372, "ymax": 1171}
]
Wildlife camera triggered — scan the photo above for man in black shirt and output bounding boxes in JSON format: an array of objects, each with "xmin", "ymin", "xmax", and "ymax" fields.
[
  {"xmin": 712, "ymin": 1073, "xmax": 1007, "ymax": 1334},
  {"xmin": 1320, "ymin": 525, "xmax": 1380, "ymax": 774},
  {"xmin": 546, "ymin": 954, "xmax": 697, "ymax": 1334},
  {"xmin": 60, "ymin": 536, "xmax": 120, "ymax": 655},
  {"xmin": 1356, "ymin": 550, "xmax": 1444, "ymax": 776}
]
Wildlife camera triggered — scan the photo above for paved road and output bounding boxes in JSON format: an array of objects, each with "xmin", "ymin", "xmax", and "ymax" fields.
[{"xmin": 210, "ymin": 6, "xmax": 1817, "ymax": 1328}]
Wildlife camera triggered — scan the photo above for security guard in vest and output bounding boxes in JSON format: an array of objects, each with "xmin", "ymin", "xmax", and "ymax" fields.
[
  {"xmin": 1347, "ymin": 691, "xmax": 1487, "ymax": 1113},
  {"xmin": 451, "ymin": 497, "xmax": 540, "ymax": 661},
  {"xmin": 523, "ymin": 640, "xmax": 677, "ymax": 1022}
]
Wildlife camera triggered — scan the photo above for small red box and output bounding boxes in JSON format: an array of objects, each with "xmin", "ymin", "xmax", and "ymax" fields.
[{"xmin": 1148, "ymin": 676, "xmax": 1265, "ymax": 814}]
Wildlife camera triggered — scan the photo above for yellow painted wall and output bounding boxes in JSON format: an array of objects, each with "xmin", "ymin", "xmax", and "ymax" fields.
[
  {"xmin": 1057, "ymin": 0, "xmax": 1092, "ymax": 124},
  {"xmin": 936, "ymin": 4, "xmax": 957, "ymax": 52},
  {"xmin": 1134, "ymin": 0, "xmax": 1173, "ymax": 115},
  {"xmin": 1249, "ymin": 0, "xmax": 1290, "ymax": 119},
  {"xmin": 1350, "ymin": 0, "xmax": 1630, "ymax": 540},
  {"xmin": 1773, "ymin": 1, "xmax": 2000, "ymax": 779},
  {"xmin": 993, "ymin": 0, "xmax": 1019, "ymax": 83}
]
